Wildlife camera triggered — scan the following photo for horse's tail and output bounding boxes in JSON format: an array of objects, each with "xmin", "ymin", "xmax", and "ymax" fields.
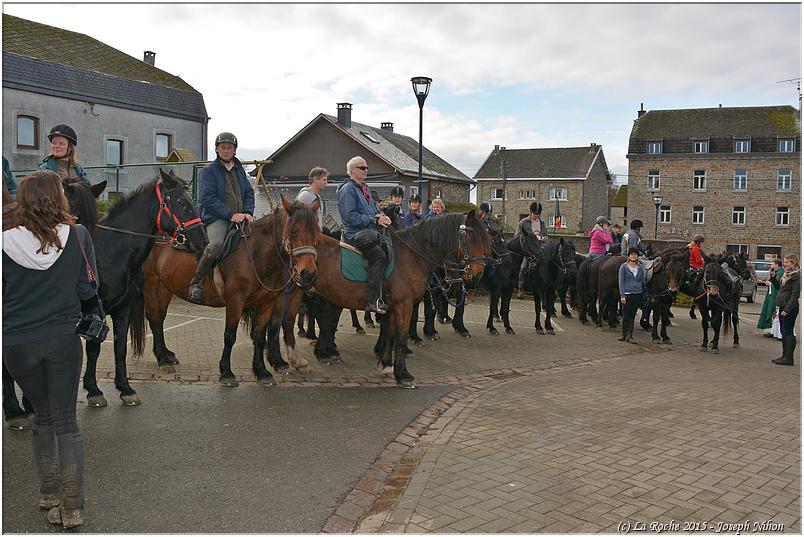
[
  {"xmin": 722, "ymin": 308, "xmax": 731, "ymax": 336},
  {"xmin": 241, "ymin": 308, "xmax": 257, "ymax": 335},
  {"xmin": 128, "ymin": 294, "xmax": 146, "ymax": 357}
]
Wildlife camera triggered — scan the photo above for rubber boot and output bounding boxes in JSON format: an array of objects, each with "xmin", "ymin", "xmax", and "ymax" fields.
[
  {"xmin": 626, "ymin": 319, "xmax": 637, "ymax": 344},
  {"xmin": 48, "ymin": 431, "xmax": 83, "ymax": 529},
  {"xmin": 32, "ymin": 424, "xmax": 61, "ymax": 509},
  {"xmin": 187, "ymin": 248, "xmax": 217, "ymax": 304},
  {"xmin": 618, "ymin": 318, "xmax": 628, "ymax": 341},
  {"xmin": 772, "ymin": 336, "xmax": 787, "ymax": 363},
  {"xmin": 773, "ymin": 336, "xmax": 795, "ymax": 366},
  {"xmin": 365, "ymin": 261, "xmax": 388, "ymax": 315}
]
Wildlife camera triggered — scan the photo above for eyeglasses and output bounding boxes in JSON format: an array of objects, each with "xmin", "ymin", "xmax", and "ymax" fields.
[{"xmin": 355, "ymin": 166, "xmax": 368, "ymax": 171}]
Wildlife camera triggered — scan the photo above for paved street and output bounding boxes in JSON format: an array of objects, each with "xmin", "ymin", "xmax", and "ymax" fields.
[{"xmin": 3, "ymin": 289, "xmax": 800, "ymax": 533}]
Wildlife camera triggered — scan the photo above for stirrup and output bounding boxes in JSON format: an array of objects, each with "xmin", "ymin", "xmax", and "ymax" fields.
[
  {"xmin": 188, "ymin": 284, "xmax": 205, "ymax": 304},
  {"xmin": 366, "ymin": 298, "xmax": 387, "ymax": 315}
]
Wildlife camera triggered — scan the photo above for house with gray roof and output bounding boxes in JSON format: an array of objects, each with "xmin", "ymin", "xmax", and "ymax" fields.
[
  {"xmin": 474, "ymin": 144, "xmax": 612, "ymax": 234},
  {"xmin": 251, "ymin": 103, "xmax": 473, "ymax": 222},
  {"xmin": 2, "ymin": 14, "xmax": 209, "ymax": 195},
  {"xmin": 627, "ymin": 104, "xmax": 801, "ymax": 259}
]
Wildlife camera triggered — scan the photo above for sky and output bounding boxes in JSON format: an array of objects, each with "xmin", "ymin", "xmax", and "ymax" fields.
[{"xmin": 4, "ymin": 3, "xmax": 802, "ymax": 191}]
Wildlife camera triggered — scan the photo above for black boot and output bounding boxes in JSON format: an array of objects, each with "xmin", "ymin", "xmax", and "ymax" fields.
[
  {"xmin": 773, "ymin": 335, "xmax": 796, "ymax": 366},
  {"xmin": 626, "ymin": 319, "xmax": 637, "ymax": 344},
  {"xmin": 365, "ymin": 261, "xmax": 388, "ymax": 315},
  {"xmin": 188, "ymin": 249, "xmax": 217, "ymax": 304},
  {"xmin": 772, "ymin": 336, "xmax": 788, "ymax": 363}
]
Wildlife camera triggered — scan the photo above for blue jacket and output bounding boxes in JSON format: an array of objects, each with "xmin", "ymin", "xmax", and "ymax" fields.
[
  {"xmin": 198, "ymin": 156, "xmax": 254, "ymax": 225},
  {"xmin": 337, "ymin": 179, "xmax": 379, "ymax": 241},
  {"xmin": 38, "ymin": 156, "xmax": 88, "ymax": 182},
  {"xmin": 3, "ymin": 157, "xmax": 16, "ymax": 197},
  {"xmin": 401, "ymin": 211, "xmax": 423, "ymax": 228},
  {"xmin": 618, "ymin": 262, "xmax": 646, "ymax": 297}
]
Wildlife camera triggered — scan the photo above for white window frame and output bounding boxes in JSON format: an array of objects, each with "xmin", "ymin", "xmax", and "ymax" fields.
[
  {"xmin": 410, "ymin": 185, "xmax": 419, "ymax": 197},
  {"xmin": 692, "ymin": 206, "xmax": 705, "ymax": 225},
  {"xmin": 726, "ymin": 244, "xmax": 749, "ymax": 255},
  {"xmin": 694, "ymin": 140, "xmax": 709, "ymax": 154},
  {"xmin": 153, "ymin": 130, "xmax": 175, "ymax": 161},
  {"xmin": 518, "ymin": 189, "xmax": 536, "ymax": 200},
  {"xmin": 659, "ymin": 205, "xmax": 671, "ymax": 224},
  {"xmin": 776, "ymin": 207, "xmax": 789, "ymax": 227},
  {"xmin": 547, "ymin": 215, "xmax": 567, "ymax": 229},
  {"xmin": 647, "ymin": 170, "xmax": 660, "ymax": 191},
  {"xmin": 490, "ymin": 187, "xmax": 505, "ymax": 200},
  {"xmin": 105, "ymin": 139, "xmax": 124, "ymax": 166},
  {"xmin": 647, "ymin": 141, "xmax": 662, "ymax": 154},
  {"xmin": 779, "ymin": 139, "xmax": 796, "ymax": 153},
  {"xmin": 733, "ymin": 169, "xmax": 747, "ymax": 191},
  {"xmin": 548, "ymin": 187, "xmax": 567, "ymax": 201},
  {"xmin": 732, "ymin": 206, "xmax": 746, "ymax": 226},
  {"xmin": 777, "ymin": 169, "xmax": 791, "ymax": 190},
  {"xmin": 693, "ymin": 170, "xmax": 706, "ymax": 191},
  {"xmin": 734, "ymin": 139, "xmax": 750, "ymax": 153}
]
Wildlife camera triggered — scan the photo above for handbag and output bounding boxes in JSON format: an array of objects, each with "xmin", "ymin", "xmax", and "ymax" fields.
[{"xmin": 74, "ymin": 228, "xmax": 109, "ymax": 343}]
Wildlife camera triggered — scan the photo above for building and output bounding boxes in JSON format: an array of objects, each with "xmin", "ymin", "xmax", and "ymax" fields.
[
  {"xmin": 609, "ymin": 184, "xmax": 628, "ymax": 228},
  {"xmin": 252, "ymin": 103, "xmax": 473, "ymax": 221},
  {"xmin": 2, "ymin": 14, "xmax": 208, "ymax": 196},
  {"xmin": 626, "ymin": 104, "xmax": 801, "ymax": 259},
  {"xmin": 474, "ymin": 144, "xmax": 612, "ymax": 234}
]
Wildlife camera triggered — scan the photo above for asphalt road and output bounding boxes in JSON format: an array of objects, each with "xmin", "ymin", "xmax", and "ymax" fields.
[{"xmin": 2, "ymin": 382, "xmax": 452, "ymax": 533}]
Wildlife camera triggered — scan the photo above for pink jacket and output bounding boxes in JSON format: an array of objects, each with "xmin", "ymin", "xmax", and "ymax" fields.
[{"xmin": 588, "ymin": 228, "xmax": 614, "ymax": 255}]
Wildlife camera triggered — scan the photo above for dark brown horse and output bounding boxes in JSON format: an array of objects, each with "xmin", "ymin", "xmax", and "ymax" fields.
[{"xmin": 141, "ymin": 196, "xmax": 321, "ymax": 386}]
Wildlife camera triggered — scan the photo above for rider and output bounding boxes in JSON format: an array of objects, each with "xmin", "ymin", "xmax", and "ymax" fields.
[
  {"xmin": 621, "ymin": 219, "xmax": 646, "ymax": 256},
  {"xmin": 296, "ymin": 166, "xmax": 329, "ymax": 232},
  {"xmin": 187, "ymin": 132, "xmax": 254, "ymax": 304},
  {"xmin": 478, "ymin": 202, "xmax": 493, "ymax": 232},
  {"xmin": 401, "ymin": 193, "xmax": 424, "ymax": 228},
  {"xmin": 515, "ymin": 201, "xmax": 548, "ymax": 299},
  {"xmin": 38, "ymin": 125, "xmax": 89, "ymax": 184},
  {"xmin": 687, "ymin": 233, "xmax": 705, "ymax": 286},
  {"xmin": 383, "ymin": 186, "xmax": 404, "ymax": 223},
  {"xmin": 337, "ymin": 156, "xmax": 392, "ymax": 314},
  {"xmin": 588, "ymin": 216, "xmax": 614, "ymax": 258}
]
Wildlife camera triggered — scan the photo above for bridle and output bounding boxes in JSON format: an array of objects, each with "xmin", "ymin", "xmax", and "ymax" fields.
[{"xmin": 553, "ymin": 244, "xmax": 577, "ymax": 275}]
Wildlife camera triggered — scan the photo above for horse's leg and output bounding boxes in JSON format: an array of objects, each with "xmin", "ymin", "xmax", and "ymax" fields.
[
  {"xmin": 452, "ymin": 288, "xmax": 470, "ymax": 337},
  {"xmin": 438, "ymin": 293, "xmax": 451, "ymax": 324},
  {"xmin": 297, "ymin": 305, "xmax": 307, "ymax": 338},
  {"xmin": 487, "ymin": 286, "xmax": 500, "ymax": 335},
  {"xmin": 219, "ymin": 302, "xmax": 244, "ymax": 387},
  {"xmin": 315, "ymin": 301, "xmax": 343, "ymax": 365},
  {"xmin": 392, "ymin": 305, "xmax": 416, "ymax": 388},
  {"xmin": 2, "ymin": 364, "xmax": 32, "ymax": 429},
  {"xmin": 559, "ymin": 282, "xmax": 572, "ymax": 318},
  {"xmin": 143, "ymin": 282, "xmax": 177, "ymax": 368},
  {"xmin": 660, "ymin": 301, "xmax": 671, "ymax": 343},
  {"xmin": 651, "ymin": 302, "xmax": 661, "ymax": 343},
  {"xmin": 377, "ymin": 314, "xmax": 394, "ymax": 377},
  {"xmin": 280, "ymin": 296, "xmax": 311, "ymax": 373},
  {"xmin": 110, "ymin": 310, "xmax": 140, "ymax": 405},
  {"xmin": 408, "ymin": 301, "xmax": 424, "ymax": 345},
  {"xmin": 423, "ymin": 291, "xmax": 439, "ymax": 339},
  {"xmin": 249, "ymin": 307, "xmax": 277, "ymax": 384},
  {"xmin": 304, "ymin": 300, "xmax": 317, "ymax": 340},
  {"xmin": 544, "ymin": 286, "xmax": 555, "ymax": 335},
  {"xmin": 83, "ymin": 339, "xmax": 107, "ymax": 407},
  {"xmin": 698, "ymin": 301, "xmax": 709, "ymax": 351},
  {"xmin": 640, "ymin": 302, "xmax": 652, "ymax": 331},
  {"xmin": 502, "ymin": 283, "xmax": 515, "ymax": 335},
  {"xmin": 710, "ymin": 307, "xmax": 722, "ymax": 353},
  {"xmin": 350, "ymin": 309, "xmax": 365, "ymax": 334},
  {"xmin": 689, "ymin": 302, "xmax": 697, "ymax": 319},
  {"xmin": 364, "ymin": 310, "xmax": 376, "ymax": 329},
  {"xmin": 732, "ymin": 302, "xmax": 740, "ymax": 348},
  {"xmin": 533, "ymin": 288, "xmax": 545, "ymax": 334}
]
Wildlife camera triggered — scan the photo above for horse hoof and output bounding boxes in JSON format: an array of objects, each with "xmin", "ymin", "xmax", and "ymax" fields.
[
  {"xmin": 274, "ymin": 366, "xmax": 290, "ymax": 375},
  {"xmin": 458, "ymin": 331, "xmax": 471, "ymax": 338},
  {"xmin": 295, "ymin": 363, "xmax": 312, "ymax": 373},
  {"xmin": 733, "ymin": 343, "xmax": 740, "ymax": 349},
  {"xmin": 653, "ymin": 338, "xmax": 661, "ymax": 344},
  {"xmin": 663, "ymin": 339, "xmax": 672, "ymax": 345},
  {"xmin": 596, "ymin": 326, "xmax": 604, "ymax": 332},
  {"xmin": 489, "ymin": 329, "xmax": 499, "ymax": 336},
  {"xmin": 381, "ymin": 366, "xmax": 394, "ymax": 378},
  {"xmin": 6, "ymin": 415, "xmax": 32, "ymax": 430},
  {"xmin": 546, "ymin": 329, "xmax": 555, "ymax": 335},
  {"xmin": 699, "ymin": 346, "xmax": 708, "ymax": 352},
  {"xmin": 158, "ymin": 365, "xmax": 176, "ymax": 374},
  {"xmin": 536, "ymin": 329, "xmax": 545, "ymax": 335},
  {"xmin": 317, "ymin": 356, "xmax": 336, "ymax": 366},
  {"xmin": 403, "ymin": 346, "xmax": 413, "ymax": 355},
  {"xmin": 121, "ymin": 394, "xmax": 141, "ymax": 406},
  {"xmin": 428, "ymin": 335, "xmax": 440, "ymax": 341},
  {"xmin": 86, "ymin": 395, "xmax": 108, "ymax": 408},
  {"xmin": 355, "ymin": 327, "xmax": 365, "ymax": 335},
  {"xmin": 581, "ymin": 320, "xmax": 590, "ymax": 326},
  {"xmin": 366, "ymin": 322, "xmax": 376, "ymax": 329},
  {"xmin": 297, "ymin": 330, "xmax": 306, "ymax": 338},
  {"xmin": 257, "ymin": 377, "xmax": 276, "ymax": 386},
  {"xmin": 710, "ymin": 348, "xmax": 720, "ymax": 354},
  {"xmin": 494, "ymin": 316, "xmax": 501, "ymax": 322},
  {"xmin": 220, "ymin": 377, "xmax": 239, "ymax": 387},
  {"xmin": 506, "ymin": 328, "xmax": 515, "ymax": 335},
  {"xmin": 397, "ymin": 379, "xmax": 417, "ymax": 389},
  {"xmin": 413, "ymin": 340, "xmax": 425, "ymax": 347}
]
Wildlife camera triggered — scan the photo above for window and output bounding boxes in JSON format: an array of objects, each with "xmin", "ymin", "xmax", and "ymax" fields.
[
  {"xmin": 659, "ymin": 205, "xmax": 671, "ymax": 224},
  {"xmin": 106, "ymin": 139, "xmax": 123, "ymax": 166},
  {"xmin": 518, "ymin": 189, "xmax": 536, "ymax": 200},
  {"xmin": 155, "ymin": 133, "xmax": 172, "ymax": 161},
  {"xmin": 779, "ymin": 139, "xmax": 796, "ymax": 152},
  {"xmin": 777, "ymin": 169, "xmax": 792, "ymax": 190},
  {"xmin": 726, "ymin": 244, "xmax": 749, "ymax": 255},
  {"xmin": 16, "ymin": 115, "xmax": 38, "ymax": 149},
  {"xmin": 694, "ymin": 141, "xmax": 709, "ymax": 154},
  {"xmin": 434, "ymin": 188, "xmax": 443, "ymax": 199},
  {"xmin": 692, "ymin": 206, "xmax": 705, "ymax": 225},
  {"xmin": 548, "ymin": 215, "xmax": 567, "ymax": 229},
  {"xmin": 647, "ymin": 142, "xmax": 662, "ymax": 154},
  {"xmin": 734, "ymin": 139, "xmax": 750, "ymax": 153},
  {"xmin": 776, "ymin": 207, "xmax": 789, "ymax": 226},
  {"xmin": 647, "ymin": 170, "xmax": 660, "ymax": 190},
  {"xmin": 732, "ymin": 206, "xmax": 746, "ymax": 225},
  {"xmin": 410, "ymin": 186, "xmax": 419, "ymax": 197},
  {"xmin": 360, "ymin": 131, "xmax": 381, "ymax": 144},
  {"xmin": 491, "ymin": 187, "xmax": 504, "ymax": 200},
  {"xmin": 733, "ymin": 169, "xmax": 747, "ymax": 190},
  {"xmin": 548, "ymin": 187, "xmax": 567, "ymax": 200},
  {"xmin": 693, "ymin": 170, "xmax": 706, "ymax": 191}
]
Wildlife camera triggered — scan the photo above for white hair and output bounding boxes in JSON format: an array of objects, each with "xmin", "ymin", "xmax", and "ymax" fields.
[{"xmin": 346, "ymin": 156, "xmax": 364, "ymax": 176}]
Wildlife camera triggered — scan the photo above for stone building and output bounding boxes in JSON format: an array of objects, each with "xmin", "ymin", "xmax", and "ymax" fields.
[
  {"xmin": 2, "ymin": 14, "xmax": 208, "ymax": 195},
  {"xmin": 253, "ymin": 103, "xmax": 472, "ymax": 221},
  {"xmin": 474, "ymin": 144, "xmax": 612, "ymax": 234},
  {"xmin": 626, "ymin": 104, "xmax": 801, "ymax": 259}
]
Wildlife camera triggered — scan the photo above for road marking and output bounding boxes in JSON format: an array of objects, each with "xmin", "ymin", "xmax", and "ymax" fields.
[{"xmin": 101, "ymin": 317, "xmax": 204, "ymax": 346}]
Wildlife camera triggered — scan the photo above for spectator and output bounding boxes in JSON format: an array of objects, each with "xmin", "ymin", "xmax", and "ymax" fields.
[
  {"xmin": 757, "ymin": 259, "xmax": 784, "ymax": 338},
  {"xmin": 426, "ymin": 198, "xmax": 446, "ymax": 219},
  {"xmin": 618, "ymin": 247, "xmax": 646, "ymax": 344},
  {"xmin": 621, "ymin": 219, "xmax": 646, "ymax": 256},
  {"xmin": 611, "ymin": 223, "xmax": 623, "ymax": 248},
  {"xmin": 772, "ymin": 254, "xmax": 800, "ymax": 366},
  {"xmin": 38, "ymin": 125, "xmax": 88, "ymax": 184},
  {"xmin": 296, "ymin": 166, "xmax": 328, "ymax": 230}
]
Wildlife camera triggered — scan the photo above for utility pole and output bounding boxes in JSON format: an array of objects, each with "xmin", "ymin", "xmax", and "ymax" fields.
[
  {"xmin": 777, "ymin": 77, "xmax": 802, "ymax": 113},
  {"xmin": 495, "ymin": 145, "xmax": 508, "ymax": 228}
]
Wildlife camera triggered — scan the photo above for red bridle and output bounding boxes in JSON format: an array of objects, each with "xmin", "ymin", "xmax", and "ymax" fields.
[{"xmin": 155, "ymin": 181, "xmax": 202, "ymax": 241}]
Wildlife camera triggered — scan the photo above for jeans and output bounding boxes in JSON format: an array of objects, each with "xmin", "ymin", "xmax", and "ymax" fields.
[
  {"xmin": 780, "ymin": 307, "xmax": 799, "ymax": 337},
  {"xmin": 622, "ymin": 293, "xmax": 644, "ymax": 337},
  {"xmin": 3, "ymin": 334, "xmax": 84, "ymax": 509},
  {"xmin": 589, "ymin": 252, "xmax": 605, "ymax": 259}
]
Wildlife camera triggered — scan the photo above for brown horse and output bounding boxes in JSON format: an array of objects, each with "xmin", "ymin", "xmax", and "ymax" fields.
[
  {"xmin": 141, "ymin": 196, "xmax": 321, "ymax": 386},
  {"xmin": 281, "ymin": 210, "xmax": 491, "ymax": 388}
]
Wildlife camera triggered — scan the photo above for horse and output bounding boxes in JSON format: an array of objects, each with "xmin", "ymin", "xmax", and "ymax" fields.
[
  {"xmin": 506, "ymin": 233, "xmax": 550, "ymax": 333},
  {"xmin": 484, "ymin": 227, "xmax": 517, "ymax": 336},
  {"xmin": 575, "ymin": 255, "xmax": 608, "ymax": 325},
  {"xmin": 142, "ymin": 196, "xmax": 321, "ymax": 386},
  {"xmin": 640, "ymin": 255, "xmax": 677, "ymax": 344},
  {"xmin": 288, "ymin": 211, "xmax": 490, "ymax": 387},
  {"xmin": 555, "ymin": 252, "xmax": 585, "ymax": 318},
  {"xmin": 539, "ymin": 239, "xmax": 579, "ymax": 326}
]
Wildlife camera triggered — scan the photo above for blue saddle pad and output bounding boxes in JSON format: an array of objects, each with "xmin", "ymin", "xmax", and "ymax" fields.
[{"xmin": 340, "ymin": 245, "xmax": 395, "ymax": 283}]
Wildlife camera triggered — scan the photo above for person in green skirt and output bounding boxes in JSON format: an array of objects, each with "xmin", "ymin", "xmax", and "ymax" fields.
[{"xmin": 757, "ymin": 259, "xmax": 784, "ymax": 337}]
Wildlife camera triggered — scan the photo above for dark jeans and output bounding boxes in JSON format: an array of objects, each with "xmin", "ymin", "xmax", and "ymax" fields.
[
  {"xmin": 622, "ymin": 293, "xmax": 644, "ymax": 324},
  {"xmin": 3, "ymin": 334, "xmax": 84, "ymax": 509},
  {"xmin": 780, "ymin": 307, "xmax": 799, "ymax": 337}
]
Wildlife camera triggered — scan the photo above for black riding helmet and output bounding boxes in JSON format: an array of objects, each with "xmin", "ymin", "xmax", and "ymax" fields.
[
  {"xmin": 529, "ymin": 201, "xmax": 542, "ymax": 215},
  {"xmin": 390, "ymin": 186, "xmax": 404, "ymax": 198},
  {"xmin": 48, "ymin": 124, "xmax": 78, "ymax": 146},
  {"xmin": 410, "ymin": 193, "xmax": 422, "ymax": 203},
  {"xmin": 630, "ymin": 219, "xmax": 644, "ymax": 230},
  {"xmin": 215, "ymin": 132, "xmax": 238, "ymax": 148},
  {"xmin": 479, "ymin": 202, "xmax": 492, "ymax": 214}
]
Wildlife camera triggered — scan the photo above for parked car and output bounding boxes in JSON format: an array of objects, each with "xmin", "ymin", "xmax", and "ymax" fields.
[
  {"xmin": 750, "ymin": 259, "xmax": 773, "ymax": 282},
  {"xmin": 740, "ymin": 264, "xmax": 758, "ymax": 303}
]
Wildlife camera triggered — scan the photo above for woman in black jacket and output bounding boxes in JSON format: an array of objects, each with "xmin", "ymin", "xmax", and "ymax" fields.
[
  {"xmin": 773, "ymin": 254, "xmax": 800, "ymax": 366},
  {"xmin": 2, "ymin": 170, "xmax": 102, "ymax": 529}
]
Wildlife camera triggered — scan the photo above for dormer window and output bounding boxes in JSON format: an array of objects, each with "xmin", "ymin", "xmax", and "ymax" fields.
[
  {"xmin": 734, "ymin": 139, "xmax": 750, "ymax": 153},
  {"xmin": 647, "ymin": 141, "xmax": 662, "ymax": 154},
  {"xmin": 779, "ymin": 139, "xmax": 796, "ymax": 152},
  {"xmin": 693, "ymin": 140, "xmax": 709, "ymax": 154}
]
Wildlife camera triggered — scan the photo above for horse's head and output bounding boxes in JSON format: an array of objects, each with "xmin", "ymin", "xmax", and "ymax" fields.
[
  {"xmin": 458, "ymin": 209, "xmax": 492, "ymax": 282},
  {"xmin": 663, "ymin": 254, "xmax": 686, "ymax": 293},
  {"xmin": 381, "ymin": 203, "xmax": 403, "ymax": 230},
  {"xmin": 156, "ymin": 168, "xmax": 207, "ymax": 253},
  {"xmin": 556, "ymin": 238, "xmax": 578, "ymax": 279},
  {"xmin": 702, "ymin": 262, "xmax": 723, "ymax": 296},
  {"xmin": 488, "ymin": 226, "xmax": 509, "ymax": 261},
  {"xmin": 726, "ymin": 252, "xmax": 752, "ymax": 280},
  {"xmin": 63, "ymin": 178, "xmax": 105, "ymax": 233},
  {"xmin": 280, "ymin": 194, "xmax": 321, "ymax": 289},
  {"xmin": 520, "ymin": 233, "xmax": 546, "ymax": 264}
]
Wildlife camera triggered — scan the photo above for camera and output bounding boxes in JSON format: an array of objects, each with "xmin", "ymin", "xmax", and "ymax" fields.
[{"xmin": 75, "ymin": 313, "xmax": 109, "ymax": 343}]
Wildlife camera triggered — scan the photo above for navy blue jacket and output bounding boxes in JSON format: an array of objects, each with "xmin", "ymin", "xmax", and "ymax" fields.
[
  {"xmin": 198, "ymin": 156, "xmax": 254, "ymax": 225},
  {"xmin": 618, "ymin": 261, "xmax": 646, "ymax": 297},
  {"xmin": 401, "ymin": 211, "xmax": 423, "ymax": 228},
  {"xmin": 337, "ymin": 179, "xmax": 379, "ymax": 241}
]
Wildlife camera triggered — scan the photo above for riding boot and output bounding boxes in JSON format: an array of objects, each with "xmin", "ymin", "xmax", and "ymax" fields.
[
  {"xmin": 626, "ymin": 319, "xmax": 637, "ymax": 344},
  {"xmin": 32, "ymin": 424, "xmax": 61, "ymax": 508},
  {"xmin": 365, "ymin": 261, "xmax": 388, "ymax": 315},
  {"xmin": 517, "ymin": 272, "xmax": 526, "ymax": 299},
  {"xmin": 187, "ymin": 248, "xmax": 218, "ymax": 304},
  {"xmin": 772, "ymin": 336, "xmax": 788, "ymax": 363},
  {"xmin": 618, "ymin": 321, "xmax": 627, "ymax": 341},
  {"xmin": 773, "ymin": 336, "xmax": 796, "ymax": 366}
]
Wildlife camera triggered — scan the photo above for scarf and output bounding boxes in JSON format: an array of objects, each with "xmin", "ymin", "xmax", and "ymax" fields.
[
  {"xmin": 781, "ymin": 267, "xmax": 800, "ymax": 286},
  {"xmin": 358, "ymin": 181, "xmax": 371, "ymax": 204}
]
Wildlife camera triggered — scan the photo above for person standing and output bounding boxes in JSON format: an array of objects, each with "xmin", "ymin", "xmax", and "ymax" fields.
[
  {"xmin": 337, "ymin": 156, "xmax": 391, "ymax": 314},
  {"xmin": 425, "ymin": 198, "xmax": 446, "ymax": 219},
  {"xmin": 38, "ymin": 125, "xmax": 88, "ymax": 184},
  {"xmin": 3, "ymin": 170, "xmax": 104, "ymax": 529},
  {"xmin": 772, "ymin": 254, "xmax": 800, "ymax": 366},
  {"xmin": 296, "ymin": 166, "xmax": 328, "ymax": 230},
  {"xmin": 188, "ymin": 132, "xmax": 254, "ymax": 304},
  {"xmin": 515, "ymin": 201, "xmax": 548, "ymax": 298},
  {"xmin": 401, "ymin": 193, "xmax": 424, "ymax": 228},
  {"xmin": 757, "ymin": 259, "xmax": 784, "ymax": 337},
  {"xmin": 588, "ymin": 216, "xmax": 614, "ymax": 258},
  {"xmin": 618, "ymin": 247, "xmax": 646, "ymax": 344},
  {"xmin": 611, "ymin": 223, "xmax": 623, "ymax": 249}
]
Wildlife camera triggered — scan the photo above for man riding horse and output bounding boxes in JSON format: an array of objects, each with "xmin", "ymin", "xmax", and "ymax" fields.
[{"xmin": 188, "ymin": 132, "xmax": 255, "ymax": 304}]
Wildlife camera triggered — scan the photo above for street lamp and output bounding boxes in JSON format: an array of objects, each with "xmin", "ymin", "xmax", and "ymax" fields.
[
  {"xmin": 411, "ymin": 76, "xmax": 432, "ymax": 206},
  {"xmin": 652, "ymin": 195, "xmax": 663, "ymax": 239}
]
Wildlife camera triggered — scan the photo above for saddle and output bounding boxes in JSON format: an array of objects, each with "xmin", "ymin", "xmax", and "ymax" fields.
[
  {"xmin": 173, "ymin": 223, "xmax": 240, "ymax": 264},
  {"xmin": 639, "ymin": 257, "xmax": 661, "ymax": 282},
  {"xmin": 721, "ymin": 263, "xmax": 742, "ymax": 286},
  {"xmin": 339, "ymin": 241, "xmax": 396, "ymax": 283}
]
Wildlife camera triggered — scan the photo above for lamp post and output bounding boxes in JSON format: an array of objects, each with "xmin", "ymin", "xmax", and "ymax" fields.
[
  {"xmin": 652, "ymin": 195, "xmax": 663, "ymax": 239},
  {"xmin": 411, "ymin": 76, "xmax": 432, "ymax": 206}
]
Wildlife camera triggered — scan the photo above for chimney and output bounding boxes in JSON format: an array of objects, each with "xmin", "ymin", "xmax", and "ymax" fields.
[
  {"xmin": 337, "ymin": 103, "xmax": 352, "ymax": 128},
  {"xmin": 637, "ymin": 103, "xmax": 646, "ymax": 118},
  {"xmin": 380, "ymin": 122, "xmax": 393, "ymax": 132},
  {"xmin": 143, "ymin": 51, "xmax": 156, "ymax": 66}
]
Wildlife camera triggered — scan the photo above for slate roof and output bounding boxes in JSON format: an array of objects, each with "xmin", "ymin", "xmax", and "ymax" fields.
[
  {"xmin": 3, "ymin": 52, "xmax": 208, "ymax": 122},
  {"xmin": 631, "ymin": 105, "xmax": 801, "ymax": 140},
  {"xmin": 3, "ymin": 14, "xmax": 197, "ymax": 92},
  {"xmin": 474, "ymin": 145, "xmax": 603, "ymax": 179},
  {"xmin": 611, "ymin": 185, "xmax": 628, "ymax": 207}
]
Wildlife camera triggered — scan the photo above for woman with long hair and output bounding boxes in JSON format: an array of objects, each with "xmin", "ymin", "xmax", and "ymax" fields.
[
  {"xmin": 38, "ymin": 125, "xmax": 88, "ymax": 184},
  {"xmin": 757, "ymin": 259, "xmax": 784, "ymax": 337},
  {"xmin": 773, "ymin": 254, "xmax": 800, "ymax": 366},
  {"xmin": 2, "ymin": 170, "xmax": 102, "ymax": 528}
]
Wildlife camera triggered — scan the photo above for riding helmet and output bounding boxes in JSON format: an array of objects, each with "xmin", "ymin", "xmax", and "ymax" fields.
[
  {"xmin": 529, "ymin": 201, "xmax": 542, "ymax": 215},
  {"xmin": 595, "ymin": 215, "xmax": 610, "ymax": 225},
  {"xmin": 48, "ymin": 124, "xmax": 78, "ymax": 146},
  {"xmin": 693, "ymin": 234, "xmax": 705, "ymax": 243},
  {"xmin": 410, "ymin": 193, "xmax": 422, "ymax": 203},
  {"xmin": 215, "ymin": 132, "xmax": 238, "ymax": 148},
  {"xmin": 390, "ymin": 186, "xmax": 404, "ymax": 198},
  {"xmin": 627, "ymin": 247, "xmax": 640, "ymax": 256},
  {"xmin": 479, "ymin": 202, "xmax": 492, "ymax": 214},
  {"xmin": 630, "ymin": 219, "xmax": 644, "ymax": 230}
]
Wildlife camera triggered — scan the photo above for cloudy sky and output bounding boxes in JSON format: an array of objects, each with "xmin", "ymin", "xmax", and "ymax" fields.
[{"xmin": 5, "ymin": 3, "xmax": 801, "ymax": 188}]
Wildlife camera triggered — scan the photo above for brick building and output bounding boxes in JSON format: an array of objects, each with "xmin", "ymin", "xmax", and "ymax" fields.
[
  {"xmin": 474, "ymin": 144, "xmax": 612, "ymax": 234},
  {"xmin": 626, "ymin": 104, "xmax": 801, "ymax": 260}
]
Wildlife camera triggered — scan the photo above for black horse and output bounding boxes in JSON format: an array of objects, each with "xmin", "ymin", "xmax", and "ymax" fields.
[
  {"xmin": 539, "ymin": 239, "xmax": 579, "ymax": 326},
  {"xmin": 484, "ymin": 227, "xmax": 517, "ymax": 336},
  {"xmin": 84, "ymin": 170, "xmax": 206, "ymax": 406},
  {"xmin": 576, "ymin": 255, "xmax": 608, "ymax": 325},
  {"xmin": 506, "ymin": 234, "xmax": 550, "ymax": 333},
  {"xmin": 640, "ymin": 257, "xmax": 677, "ymax": 344},
  {"xmin": 555, "ymin": 252, "xmax": 585, "ymax": 319}
]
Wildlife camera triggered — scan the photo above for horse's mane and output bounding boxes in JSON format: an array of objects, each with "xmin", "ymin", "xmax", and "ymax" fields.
[
  {"xmin": 396, "ymin": 213, "xmax": 472, "ymax": 257},
  {"xmin": 64, "ymin": 181, "xmax": 98, "ymax": 233},
  {"xmin": 104, "ymin": 179, "xmax": 157, "ymax": 221}
]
